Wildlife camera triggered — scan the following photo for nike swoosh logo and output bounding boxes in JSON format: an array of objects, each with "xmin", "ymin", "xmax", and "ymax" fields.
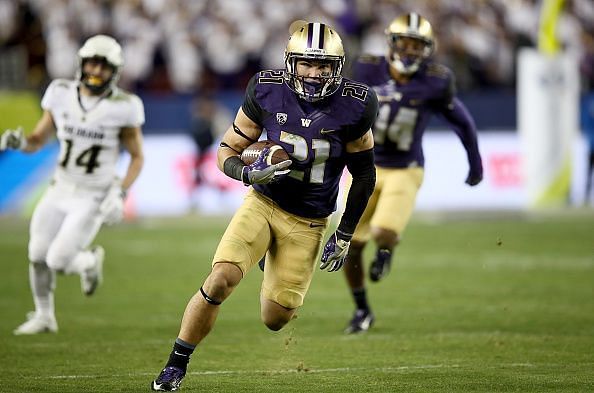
[
  {"xmin": 309, "ymin": 223, "xmax": 325, "ymax": 228},
  {"xmin": 320, "ymin": 128, "xmax": 337, "ymax": 134},
  {"xmin": 174, "ymin": 351, "xmax": 188, "ymax": 357}
]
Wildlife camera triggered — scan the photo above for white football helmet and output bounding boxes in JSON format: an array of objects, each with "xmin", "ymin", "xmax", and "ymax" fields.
[
  {"xmin": 284, "ymin": 21, "xmax": 345, "ymax": 102},
  {"xmin": 385, "ymin": 13, "xmax": 435, "ymax": 75},
  {"xmin": 77, "ymin": 35, "xmax": 123, "ymax": 94}
]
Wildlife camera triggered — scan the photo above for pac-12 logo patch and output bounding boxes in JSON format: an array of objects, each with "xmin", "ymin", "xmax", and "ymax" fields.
[{"xmin": 276, "ymin": 113, "xmax": 287, "ymax": 125}]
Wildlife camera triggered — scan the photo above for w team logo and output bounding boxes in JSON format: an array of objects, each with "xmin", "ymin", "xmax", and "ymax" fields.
[{"xmin": 276, "ymin": 113, "xmax": 287, "ymax": 125}]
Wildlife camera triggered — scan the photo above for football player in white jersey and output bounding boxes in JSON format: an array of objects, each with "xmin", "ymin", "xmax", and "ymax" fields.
[{"xmin": 0, "ymin": 35, "xmax": 145, "ymax": 335}]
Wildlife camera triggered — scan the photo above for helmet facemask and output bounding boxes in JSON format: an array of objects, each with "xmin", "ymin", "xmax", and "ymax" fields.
[
  {"xmin": 80, "ymin": 56, "xmax": 118, "ymax": 94},
  {"xmin": 387, "ymin": 34, "xmax": 434, "ymax": 75},
  {"xmin": 284, "ymin": 54, "xmax": 344, "ymax": 102},
  {"xmin": 283, "ymin": 22, "xmax": 345, "ymax": 102}
]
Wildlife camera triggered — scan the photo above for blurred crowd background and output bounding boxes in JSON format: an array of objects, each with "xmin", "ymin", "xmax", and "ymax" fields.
[
  {"xmin": 1, "ymin": 0, "xmax": 593, "ymax": 95},
  {"xmin": 1, "ymin": 0, "xmax": 593, "ymax": 212}
]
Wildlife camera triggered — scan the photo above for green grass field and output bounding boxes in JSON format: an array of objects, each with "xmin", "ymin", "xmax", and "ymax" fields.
[
  {"xmin": 0, "ymin": 91, "xmax": 42, "ymax": 132},
  {"xmin": 1, "ymin": 212, "xmax": 593, "ymax": 392}
]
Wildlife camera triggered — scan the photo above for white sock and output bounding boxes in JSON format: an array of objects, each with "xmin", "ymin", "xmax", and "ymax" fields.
[{"xmin": 29, "ymin": 262, "xmax": 55, "ymax": 318}]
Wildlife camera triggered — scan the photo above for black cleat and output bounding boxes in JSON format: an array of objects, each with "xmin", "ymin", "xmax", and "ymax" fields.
[
  {"xmin": 369, "ymin": 249, "xmax": 392, "ymax": 282},
  {"xmin": 151, "ymin": 366, "xmax": 186, "ymax": 391},
  {"xmin": 344, "ymin": 309, "xmax": 375, "ymax": 334}
]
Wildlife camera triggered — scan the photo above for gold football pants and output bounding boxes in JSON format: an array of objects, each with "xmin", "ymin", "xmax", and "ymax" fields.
[
  {"xmin": 213, "ymin": 189, "xmax": 328, "ymax": 309},
  {"xmin": 350, "ymin": 166, "xmax": 424, "ymax": 243}
]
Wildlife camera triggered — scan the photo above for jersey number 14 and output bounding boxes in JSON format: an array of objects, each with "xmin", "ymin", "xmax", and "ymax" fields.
[
  {"xmin": 59, "ymin": 139, "xmax": 102, "ymax": 174},
  {"xmin": 374, "ymin": 104, "xmax": 418, "ymax": 151}
]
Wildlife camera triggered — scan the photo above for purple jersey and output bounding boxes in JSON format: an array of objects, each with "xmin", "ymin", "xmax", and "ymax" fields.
[
  {"xmin": 241, "ymin": 70, "xmax": 378, "ymax": 219},
  {"xmin": 354, "ymin": 55, "xmax": 479, "ymax": 169}
]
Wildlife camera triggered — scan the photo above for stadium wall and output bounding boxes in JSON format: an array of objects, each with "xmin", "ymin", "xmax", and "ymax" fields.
[{"xmin": 0, "ymin": 132, "xmax": 588, "ymax": 217}]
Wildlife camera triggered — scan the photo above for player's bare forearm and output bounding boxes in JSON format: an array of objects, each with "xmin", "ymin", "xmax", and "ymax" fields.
[
  {"xmin": 217, "ymin": 108, "xmax": 262, "ymax": 171},
  {"xmin": 217, "ymin": 133, "xmax": 242, "ymax": 168},
  {"xmin": 120, "ymin": 126, "xmax": 144, "ymax": 190},
  {"xmin": 121, "ymin": 156, "xmax": 143, "ymax": 191},
  {"xmin": 21, "ymin": 111, "xmax": 56, "ymax": 153}
]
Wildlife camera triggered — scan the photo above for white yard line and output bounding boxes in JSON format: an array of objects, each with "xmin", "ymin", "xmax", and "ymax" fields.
[{"xmin": 41, "ymin": 363, "xmax": 544, "ymax": 380}]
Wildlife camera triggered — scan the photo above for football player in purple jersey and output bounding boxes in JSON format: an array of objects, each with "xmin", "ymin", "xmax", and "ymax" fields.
[
  {"xmin": 342, "ymin": 13, "xmax": 483, "ymax": 334},
  {"xmin": 151, "ymin": 21, "xmax": 378, "ymax": 391}
]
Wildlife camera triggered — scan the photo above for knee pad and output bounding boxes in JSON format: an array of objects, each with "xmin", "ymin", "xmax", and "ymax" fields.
[
  {"xmin": 45, "ymin": 242, "xmax": 77, "ymax": 271},
  {"xmin": 28, "ymin": 239, "xmax": 51, "ymax": 265}
]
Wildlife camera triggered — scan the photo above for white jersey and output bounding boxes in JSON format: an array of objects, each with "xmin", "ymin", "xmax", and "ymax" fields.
[{"xmin": 41, "ymin": 79, "xmax": 144, "ymax": 188}]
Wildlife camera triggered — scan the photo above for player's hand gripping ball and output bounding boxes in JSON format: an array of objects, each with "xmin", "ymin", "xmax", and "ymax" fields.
[{"xmin": 240, "ymin": 140, "xmax": 292, "ymax": 185}]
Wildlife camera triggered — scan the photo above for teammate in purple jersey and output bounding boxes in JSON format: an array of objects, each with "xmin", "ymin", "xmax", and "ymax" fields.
[
  {"xmin": 342, "ymin": 13, "xmax": 483, "ymax": 334},
  {"xmin": 151, "ymin": 21, "xmax": 377, "ymax": 391}
]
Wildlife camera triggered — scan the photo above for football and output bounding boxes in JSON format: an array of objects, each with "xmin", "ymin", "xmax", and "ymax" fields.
[{"xmin": 240, "ymin": 140, "xmax": 290, "ymax": 165}]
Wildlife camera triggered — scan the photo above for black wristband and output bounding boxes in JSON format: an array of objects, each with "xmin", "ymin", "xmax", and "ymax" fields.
[
  {"xmin": 335, "ymin": 229, "xmax": 353, "ymax": 242},
  {"xmin": 223, "ymin": 156, "xmax": 246, "ymax": 182}
]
